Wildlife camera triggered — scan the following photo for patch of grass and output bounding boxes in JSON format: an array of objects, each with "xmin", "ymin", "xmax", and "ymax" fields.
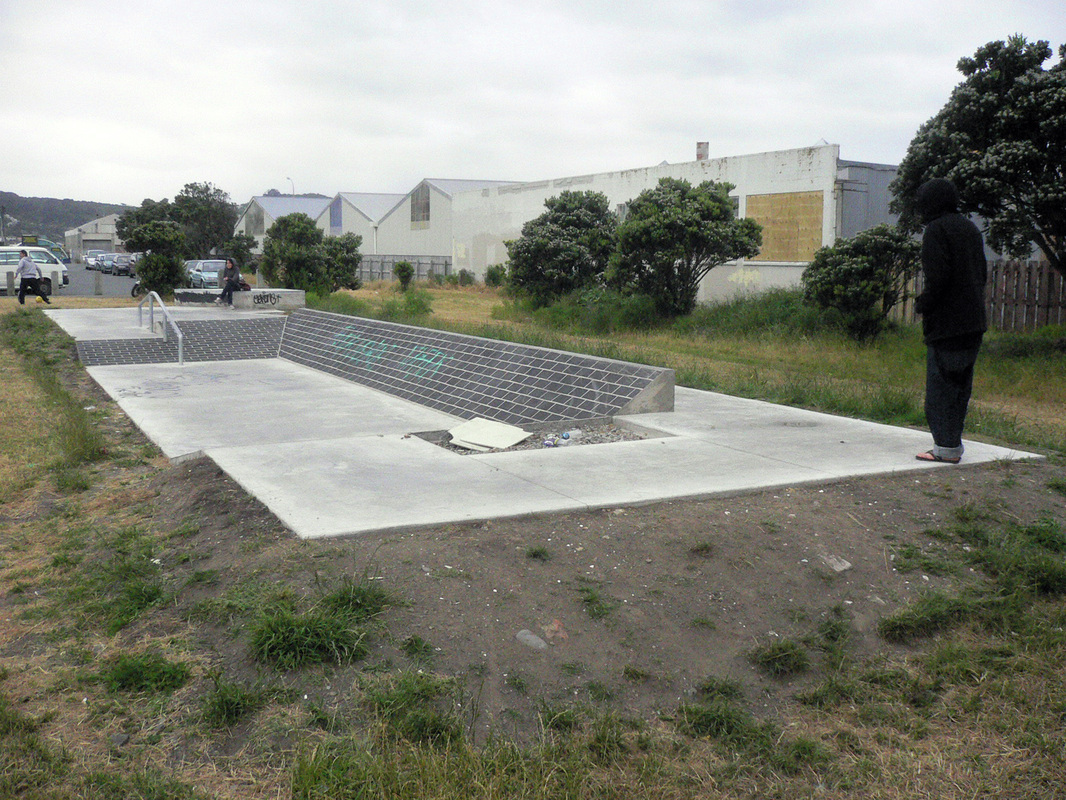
[
  {"xmin": 622, "ymin": 665, "xmax": 650, "ymax": 682},
  {"xmin": 691, "ymin": 616, "xmax": 717, "ymax": 630},
  {"xmin": 525, "ymin": 545, "xmax": 552, "ymax": 561},
  {"xmin": 586, "ymin": 680, "xmax": 613, "ymax": 702},
  {"xmin": 696, "ymin": 676, "xmax": 744, "ymax": 701},
  {"xmin": 505, "ymin": 672, "xmax": 529, "ymax": 694},
  {"xmin": 401, "ymin": 634, "xmax": 435, "ymax": 662},
  {"xmin": 558, "ymin": 661, "xmax": 585, "ymax": 676},
  {"xmin": 56, "ymin": 526, "xmax": 167, "ymax": 634},
  {"xmin": 576, "ymin": 581, "xmax": 617, "ymax": 620},
  {"xmin": 96, "ymin": 650, "xmax": 190, "ymax": 694},
  {"xmin": 538, "ymin": 701, "xmax": 581, "ymax": 733},
  {"xmin": 877, "ymin": 591, "xmax": 974, "ymax": 643},
  {"xmin": 1048, "ymin": 478, "xmax": 1066, "ymax": 498},
  {"xmin": 893, "ymin": 543, "xmax": 959, "ymax": 576},
  {"xmin": 319, "ymin": 575, "xmax": 396, "ymax": 622},
  {"xmin": 796, "ymin": 675, "xmax": 863, "ymax": 708},
  {"xmin": 688, "ymin": 539, "xmax": 716, "ymax": 558},
  {"xmin": 361, "ymin": 670, "xmax": 464, "ymax": 746},
  {"xmin": 249, "ymin": 603, "xmax": 369, "ymax": 670},
  {"xmin": 748, "ymin": 639, "xmax": 810, "ymax": 678},
  {"xmin": 202, "ymin": 672, "xmax": 269, "ymax": 727}
]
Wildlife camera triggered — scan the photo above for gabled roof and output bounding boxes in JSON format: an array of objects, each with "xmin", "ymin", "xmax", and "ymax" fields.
[
  {"xmin": 339, "ymin": 192, "xmax": 406, "ymax": 223},
  {"xmin": 421, "ymin": 179, "xmax": 521, "ymax": 198},
  {"xmin": 254, "ymin": 196, "xmax": 332, "ymax": 222}
]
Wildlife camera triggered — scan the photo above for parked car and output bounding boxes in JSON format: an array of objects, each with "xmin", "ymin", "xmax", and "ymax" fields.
[
  {"xmin": 112, "ymin": 254, "xmax": 133, "ymax": 276},
  {"xmin": 84, "ymin": 249, "xmax": 105, "ymax": 269},
  {"xmin": 98, "ymin": 253, "xmax": 118, "ymax": 274},
  {"xmin": 0, "ymin": 246, "xmax": 70, "ymax": 295},
  {"xmin": 190, "ymin": 259, "xmax": 227, "ymax": 288}
]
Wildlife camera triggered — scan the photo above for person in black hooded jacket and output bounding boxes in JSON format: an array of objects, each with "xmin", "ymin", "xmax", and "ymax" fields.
[{"xmin": 913, "ymin": 178, "xmax": 988, "ymax": 464}]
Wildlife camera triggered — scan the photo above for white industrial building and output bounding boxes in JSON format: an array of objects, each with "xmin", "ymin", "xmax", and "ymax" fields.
[
  {"xmin": 233, "ymin": 143, "xmax": 899, "ymax": 301},
  {"xmin": 65, "ymin": 213, "xmax": 124, "ymax": 262},
  {"xmin": 451, "ymin": 143, "xmax": 897, "ymax": 300}
]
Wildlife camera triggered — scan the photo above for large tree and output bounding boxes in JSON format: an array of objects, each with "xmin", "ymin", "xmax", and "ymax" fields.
[
  {"xmin": 173, "ymin": 182, "xmax": 239, "ymax": 258},
  {"xmin": 608, "ymin": 178, "xmax": 762, "ymax": 317},
  {"xmin": 505, "ymin": 190, "xmax": 617, "ymax": 306},
  {"xmin": 117, "ymin": 182, "xmax": 238, "ymax": 259},
  {"xmin": 891, "ymin": 36, "xmax": 1066, "ymax": 276}
]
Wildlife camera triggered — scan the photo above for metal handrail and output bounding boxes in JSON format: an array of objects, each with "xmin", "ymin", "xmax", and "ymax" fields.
[{"xmin": 137, "ymin": 292, "xmax": 185, "ymax": 365}]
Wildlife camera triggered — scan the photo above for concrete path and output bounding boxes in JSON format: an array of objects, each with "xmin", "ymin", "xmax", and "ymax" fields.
[{"xmin": 48, "ymin": 308, "xmax": 1039, "ymax": 539}]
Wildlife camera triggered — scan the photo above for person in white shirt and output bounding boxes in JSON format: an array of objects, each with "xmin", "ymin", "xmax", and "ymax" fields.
[{"xmin": 15, "ymin": 250, "xmax": 51, "ymax": 305}]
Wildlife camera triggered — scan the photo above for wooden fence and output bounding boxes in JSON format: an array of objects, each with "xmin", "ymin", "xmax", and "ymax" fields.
[{"xmin": 897, "ymin": 260, "xmax": 1066, "ymax": 332}]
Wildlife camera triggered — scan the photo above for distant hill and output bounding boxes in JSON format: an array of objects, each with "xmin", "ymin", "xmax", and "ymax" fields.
[{"xmin": 0, "ymin": 192, "xmax": 130, "ymax": 245}]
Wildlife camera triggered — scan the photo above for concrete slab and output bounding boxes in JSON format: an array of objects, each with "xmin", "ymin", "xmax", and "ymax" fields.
[
  {"xmin": 87, "ymin": 359, "xmax": 458, "ymax": 461},
  {"xmin": 46, "ymin": 306, "xmax": 284, "ymax": 341},
  {"xmin": 49, "ymin": 308, "xmax": 1041, "ymax": 539}
]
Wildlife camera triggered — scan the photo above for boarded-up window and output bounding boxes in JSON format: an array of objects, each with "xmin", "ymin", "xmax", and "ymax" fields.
[
  {"xmin": 411, "ymin": 184, "xmax": 430, "ymax": 229},
  {"xmin": 745, "ymin": 191, "xmax": 823, "ymax": 262}
]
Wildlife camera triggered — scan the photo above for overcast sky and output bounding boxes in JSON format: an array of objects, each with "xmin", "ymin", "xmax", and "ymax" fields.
[{"xmin": 0, "ymin": 1, "xmax": 1060, "ymax": 207}]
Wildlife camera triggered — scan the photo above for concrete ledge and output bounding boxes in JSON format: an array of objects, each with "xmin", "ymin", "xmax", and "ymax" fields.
[
  {"xmin": 233, "ymin": 289, "xmax": 305, "ymax": 310},
  {"xmin": 173, "ymin": 288, "xmax": 305, "ymax": 310}
]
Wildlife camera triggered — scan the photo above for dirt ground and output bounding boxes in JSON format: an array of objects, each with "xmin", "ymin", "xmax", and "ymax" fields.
[
  {"xmin": 144, "ymin": 436, "xmax": 1063, "ymax": 745},
  {"xmin": 3, "ymin": 354, "xmax": 1064, "ymax": 778}
]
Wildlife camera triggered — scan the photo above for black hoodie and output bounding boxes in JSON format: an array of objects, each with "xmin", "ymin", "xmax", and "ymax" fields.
[{"xmin": 914, "ymin": 179, "xmax": 988, "ymax": 345}]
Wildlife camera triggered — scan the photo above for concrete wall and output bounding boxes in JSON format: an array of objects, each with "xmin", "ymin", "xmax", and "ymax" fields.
[
  {"xmin": 452, "ymin": 145, "xmax": 845, "ymax": 301},
  {"xmin": 319, "ymin": 196, "xmax": 379, "ymax": 252},
  {"xmin": 837, "ymin": 160, "xmax": 899, "ymax": 239}
]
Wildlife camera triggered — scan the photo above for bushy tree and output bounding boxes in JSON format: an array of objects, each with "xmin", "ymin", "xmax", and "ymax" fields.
[
  {"xmin": 117, "ymin": 182, "xmax": 239, "ymax": 260},
  {"xmin": 891, "ymin": 36, "xmax": 1066, "ymax": 276},
  {"xmin": 173, "ymin": 182, "xmax": 238, "ymax": 258},
  {"xmin": 393, "ymin": 261, "xmax": 414, "ymax": 291},
  {"xmin": 505, "ymin": 190, "xmax": 617, "ymax": 306},
  {"xmin": 801, "ymin": 224, "xmax": 920, "ymax": 340},
  {"xmin": 125, "ymin": 220, "xmax": 186, "ymax": 295},
  {"xmin": 224, "ymin": 232, "xmax": 258, "ymax": 270},
  {"xmin": 320, "ymin": 233, "xmax": 363, "ymax": 290},
  {"xmin": 608, "ymin": 178, "xmax": 762, "ymax": 317},
  {"xmin": 260, "ymin": 214, "xmax": 361, "ymax": 294}
]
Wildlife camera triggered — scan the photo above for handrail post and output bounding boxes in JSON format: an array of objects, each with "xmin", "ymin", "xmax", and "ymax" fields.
[{"xmin": 137, "ymin": 291, "xmax": 184, "ymax": 365}]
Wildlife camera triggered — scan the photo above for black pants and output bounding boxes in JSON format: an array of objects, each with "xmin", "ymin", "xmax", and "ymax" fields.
[
  {"xmin": 925, "ymin": 339, "xmax": 981, "ymax": 457},
  {"xmin": 219, "ymin": 279, "xmax": 239, "ymax": 305},
  {"xmin": 18, "ymin": 278, "xmax": 50, "ymax": 305}
]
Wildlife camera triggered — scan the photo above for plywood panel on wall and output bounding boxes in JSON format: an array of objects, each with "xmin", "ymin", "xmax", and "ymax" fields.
[{"xmin": 745, "ymin": 191, "xmax": 823, "ymax": 262}]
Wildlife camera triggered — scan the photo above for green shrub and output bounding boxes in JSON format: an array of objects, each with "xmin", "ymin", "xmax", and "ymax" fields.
[
  {"xmin": 484, "ymin": 264, "xmax": 508, "ymax": 287},
  {"xmin": 458, "ymin": 268, "xmax": 475, "ymax": 286},
  {"xmin": 801, "ymin": 224, "xmax": 920, "ymax": 340},
  {"xmin": 393, "ymin": 261, "xmax": 414, "ymax": 291}
]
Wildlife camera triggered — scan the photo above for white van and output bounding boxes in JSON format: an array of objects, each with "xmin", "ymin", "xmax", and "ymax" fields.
[{"xmin": 0, "ymin": 246, "xmax": 71, "ymax": 295}]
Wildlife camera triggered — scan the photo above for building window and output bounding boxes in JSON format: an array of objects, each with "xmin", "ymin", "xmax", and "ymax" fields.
[{"xmin": 411, "ymin": 184, "xmax": 430, "ymax": 230}]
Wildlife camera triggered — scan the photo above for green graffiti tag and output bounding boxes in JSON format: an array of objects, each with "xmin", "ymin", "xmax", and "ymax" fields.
[{"xmin": 331, "ymin": 328, "xmax": 453, "ymax": 381}]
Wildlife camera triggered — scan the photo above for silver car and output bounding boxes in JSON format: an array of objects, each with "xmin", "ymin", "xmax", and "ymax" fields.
[{"xmin": 190, "ymin": 259, "xmax": 226, "ymax": 288}]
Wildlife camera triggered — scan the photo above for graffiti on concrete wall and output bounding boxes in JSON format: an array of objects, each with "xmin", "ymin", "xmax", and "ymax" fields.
[{"xmin": 330, "ymin": 327, "xmax": 454, "ymax": 381}]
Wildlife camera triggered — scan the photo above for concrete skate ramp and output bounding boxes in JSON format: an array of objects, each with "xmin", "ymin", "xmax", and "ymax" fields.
[{"xmin": 279, "ymin": 309, "xmax": 674, "ymax": 425}]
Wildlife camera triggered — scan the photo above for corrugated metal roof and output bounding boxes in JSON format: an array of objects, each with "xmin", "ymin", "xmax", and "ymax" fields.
[
  {"xmin": 339, "ymin": 192, "xmax": 407, "ymax": 223},
  {"xmin": 254, "ymin": 196, "xmax": 332, "ymax": 221}
]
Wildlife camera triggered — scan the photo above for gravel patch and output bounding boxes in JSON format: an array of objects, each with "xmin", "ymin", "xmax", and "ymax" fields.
[{"xmin": 435, "ymin": 420, "xmax": 649, "ymax": 455}]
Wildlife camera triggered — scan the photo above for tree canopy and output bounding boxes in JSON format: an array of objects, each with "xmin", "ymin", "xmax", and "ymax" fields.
[
  {"xmin": 608, "ymin": 178, "xmax": 762, "ymax": 317},
  {"xmin": 505, "ymin": 190, "xmax": 618, "ymax": 306},
  {"xmin": 116, "ymin": 182, "xmax": 238, "ymax": 259},
  {"xmin": 891, "ymin": 36, "xmax": 1066, "ymax": 276},
  {"xmin": 260, "ymin": 213, "xmax": 362, "ymax": 294}
]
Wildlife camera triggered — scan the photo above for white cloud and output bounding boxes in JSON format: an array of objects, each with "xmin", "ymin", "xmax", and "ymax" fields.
[{"xmin": 0, "ymin": 0, "xmax": 1062, "ymax": 204}]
